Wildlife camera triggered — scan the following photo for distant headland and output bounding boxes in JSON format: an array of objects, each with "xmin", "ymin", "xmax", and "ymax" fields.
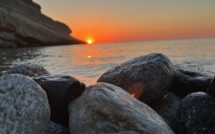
[{"xmin": 0, "ymin": 0, "xmax": 85, "ymax": 48}]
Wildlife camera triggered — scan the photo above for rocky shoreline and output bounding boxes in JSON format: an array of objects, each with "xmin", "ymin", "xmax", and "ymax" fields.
[
  {"xmin": 0, "ymin": 53, "xmax": 215, "ymax": 134},
  {"xmin": 0, "ymin": 0, "xmax": 85, "ymax": 48}
]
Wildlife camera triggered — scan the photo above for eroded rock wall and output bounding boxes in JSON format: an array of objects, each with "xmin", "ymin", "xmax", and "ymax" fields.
[{"xmin": 0, "ymin": 0, "xmax": 84, "ymax": 48}]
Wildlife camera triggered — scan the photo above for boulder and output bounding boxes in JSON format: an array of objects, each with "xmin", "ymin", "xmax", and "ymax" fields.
[
  {"xmin": 150, "ymin": 92, "xmax": 181, "ymax": 131},
  {"xmin": 176, "ymin": 92, "xmax": 215, "ymax": 134},
  {"xmin": 98, "ymin": 53, "xmax": 175, "ymax": 104},
  {"xmin": 169, "ymin": 64, "xmax": 214, "ymax": 98},
  {"xmin": 33, "ymin": 74, "xmax": 85, "ymax": 127},
  {"xmin": 3, "ymin": 63, "xmax": 50, "ymax": 77},
  {"xmin": 0, "ymin": 0, "xmax": 84, "ymax": 48},
  {"xmin": 47, "ymin": 121, "xmax": 69, "ymax": 134},
  {"xmin": 0, "ymin": 74, "xmax": 50, "ymax": 134},
  {"xmin": 68, "ymin": 83, "xmax": 174, "ymax": 134}
]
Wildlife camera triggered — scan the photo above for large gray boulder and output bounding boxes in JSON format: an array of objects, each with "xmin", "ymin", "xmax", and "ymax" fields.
[
  {"xmin": 3, "ymin": 63, "xmax": 50, "ymax": 77},
  {"xmin": 0, "ymin": 0, "xmax": 84, "ymax": 48},
  {"xmin": 68, "ymin": 83, "xmax": 174, "ymax": 134},
  {"xmin": 98, "ymin": 53, "xmax": 175, "ymax": 104},
  {"xmin": 169, "ymin": 64, "xmax": 214, "ymax": 98},
  {"xmin": 0, "ymin": 74, "xmax": 50, "ymax": 134}
]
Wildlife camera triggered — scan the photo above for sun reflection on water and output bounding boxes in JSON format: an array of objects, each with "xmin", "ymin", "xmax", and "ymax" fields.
[{"xmin": 87, "ymin": 44, "xmax": 92, "ymax": 59}]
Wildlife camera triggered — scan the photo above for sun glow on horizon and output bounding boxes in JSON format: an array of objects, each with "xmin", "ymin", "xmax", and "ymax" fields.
[{"xmin": 87, "ymin": 39, "xmax": 93, "ymax": 44}]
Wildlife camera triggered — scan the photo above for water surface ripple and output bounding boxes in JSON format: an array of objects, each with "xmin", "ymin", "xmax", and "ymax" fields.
[{"xmin": 1, "ymin": 38, "xmax": 215, "ymax": 85}]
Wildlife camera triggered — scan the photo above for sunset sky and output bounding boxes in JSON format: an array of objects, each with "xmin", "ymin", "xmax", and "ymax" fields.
[{"xmin": 33, "ymin": 0, "xmax": 215, "ymax": 43}]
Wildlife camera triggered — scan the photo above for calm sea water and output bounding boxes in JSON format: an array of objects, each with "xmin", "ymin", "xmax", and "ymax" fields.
[{"xmin": 1, "ymin": 38, "xmax": 215, "ymax": 85}]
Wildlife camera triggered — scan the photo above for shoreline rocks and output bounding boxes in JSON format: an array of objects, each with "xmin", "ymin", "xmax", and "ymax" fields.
[
  {"xmin": 150, "ymin": 92, "xmax": 181, "ymax": 131},
  {"xmin": 169, "ymin": 64, "xmax": 214, "ymax": 98},
  {"xmin": 0, "ymin": 0, "xmax": 85, "ymax": 48},
  {"xmin": 3, "ymin": 63, "xmax": 50, "ymax": 77},
  {"xmin": 33, "ymin": 74, "xmax": 86, "ymax": 127},
  {"xmin": 0, "ymin": 74, "xmax": 50, "ymax": 134},
  {"xmin": 98, "ymin": 53, "xmax": 175, "ymax": 105},
  {"xmin": 176, "ymin": 92, "xmax": 215, "ymax": 134},
  {"xmin": 68, "ymin": 83, "xmax": 174, "ymax": 134},
  {"xmin": 1, "ymin": 53, "xmax": 215, "ymax": 134}
]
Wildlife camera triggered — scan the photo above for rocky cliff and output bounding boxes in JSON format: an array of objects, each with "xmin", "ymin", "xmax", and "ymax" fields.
[{"xmin": 0, "ymin": 0, "xmax": 84, "ymax": 48}]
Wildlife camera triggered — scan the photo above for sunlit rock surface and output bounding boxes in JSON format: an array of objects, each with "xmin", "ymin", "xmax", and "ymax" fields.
[
  {"xmin": 0, "ymin": 0, "xmax": 84, "ymax": 48},
  {"xmin": 98, "ymin": 53, "xmax": 175, "ymax": 104},
  {"xmin": 3, "ymin": 63, "xmax": 50, "ymax": 77},
  {"xmin": 0, "ymin": 74, "xmax": 50, "ymax": 134},
  {"xmin": 33, "ymin": 74, "xmax": 86, "ymax": 127},
  {"xmin": 68, "ymin": 83, "xmax": 174, "ymax": 134}
]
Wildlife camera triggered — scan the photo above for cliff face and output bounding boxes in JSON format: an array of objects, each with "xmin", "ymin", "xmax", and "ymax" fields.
[{"xmin": 0, "ymin": 0, "xmax": 84, "ymax": 48}]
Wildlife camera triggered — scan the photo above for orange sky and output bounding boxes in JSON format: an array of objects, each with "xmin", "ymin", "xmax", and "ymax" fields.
[{"xmin": 34, "ymin": 0, "xmax": 215, "ymax": 43}]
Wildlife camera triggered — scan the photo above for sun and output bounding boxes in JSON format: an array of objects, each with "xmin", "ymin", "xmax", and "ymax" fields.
[{"xmin": 87, "ymin": 39, "xmax": 93, "ymax": 44}]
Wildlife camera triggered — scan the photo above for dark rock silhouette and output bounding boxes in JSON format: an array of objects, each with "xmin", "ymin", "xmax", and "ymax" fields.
[
  {"xmin": 176, "ymin": 92, "xmax": 215, "ymax": 134},
  {"xmin": 33, "ymin": 74, "xmax": 86, "ymax": 127},
  {"xmin": 170, "ymin": 64, "xmax": 214, "ymax": 98},
  {"xmin": 150, "ymin": 92, "xmax": 181, "ymax": 132},
  {"xmin": 0, "ymin": 0, "xmax": 85, "ymax": 48},
  {"xmin": 207, "ymin": 75, "xmax": 215, "ymax": 97}
]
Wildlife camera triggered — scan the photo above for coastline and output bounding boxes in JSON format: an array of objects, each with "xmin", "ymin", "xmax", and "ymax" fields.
[{"xmin": 1, "ymin": 53, "xmax": 215, "ymax": 133}]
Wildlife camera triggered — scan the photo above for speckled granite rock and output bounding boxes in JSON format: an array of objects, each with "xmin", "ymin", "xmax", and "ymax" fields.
[
  {"xmin": 3, "ymin": 63, "xmax": 50, "ymax": 77},
  {"xmin": 169, "ymin": 64, "xmax": 214, "ymax": 98},
  {"xmin": 33, "ymin": 74, "xmax": 86, "ymax": 127},
  {"xmin": 176, "ymin": 92, "xmax": 215, "ymax": 134},
  {"xmin": 0, "ymin": 0, "xmax": 84, "ymax": 48},
  {"xmin": 47, "ymin": 121, "xmax": 69, "ymax": 134},
  {"xmin": 98, "ymin": 53, "xmax": 175, "ymax": 104},
  {"xmin": 68, "ymin": 83, "xmax": 174, "ymax": 134},
  {"xmin": 0, "ymin": 74, "xmax": 50, "ymax": 134},
  {"xmin": 150, "ymin": 92, "xmax": 181, "ymax": 132}
]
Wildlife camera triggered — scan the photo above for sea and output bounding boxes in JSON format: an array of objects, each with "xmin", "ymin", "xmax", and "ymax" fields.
[{"xmin": 0, "ymin": 38, "xmax": 215, "ymax": 86}]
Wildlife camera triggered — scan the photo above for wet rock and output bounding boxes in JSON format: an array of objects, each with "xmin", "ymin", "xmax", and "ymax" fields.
[
  {"xmin": 0, "ymin": 0, "xmax": 84, "ymax": 48},
  {"xmin": 169, "ymin": 64, "xmax": 214, "ymax": 98},
  {"xmin": 98, "ymin": 53, "xmax": 175, "ymax": 104},
  {"xmin": 150, "ymin": 92, "xmax": 181, "ymax": 131},
  {"xmin": 68, "ymin": 83, "xmax": 174, "ymax": 134},
  {"xmin": 33, "ymin": 74, "xmax": 85, "ymax": 127},
  {"xmin": 176, "ymin": 92, "xmax": 215, "ymax": 134},
  {"xmin": 0, "ymin": 74, "xmax": 50, "ymax": 134},
  {"xmin": 47, "ymin": 121, "xmax": 69, "ymax": 134},
  {"xmin": 207, "ymin": 75, "xmax": 215, "ymax": 97},
  {"xmin": 4, "ymin": 63, "xmax": 50, "ymax": 77}
]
